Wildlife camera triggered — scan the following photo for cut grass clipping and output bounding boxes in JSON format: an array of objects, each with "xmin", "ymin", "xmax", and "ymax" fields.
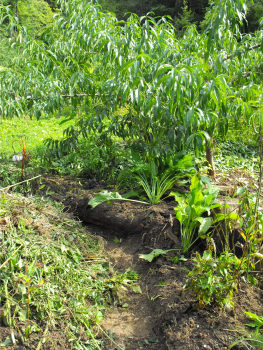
[{"xmin": 0, "ymin": 192, "xmax": 139, "ymax": 349}]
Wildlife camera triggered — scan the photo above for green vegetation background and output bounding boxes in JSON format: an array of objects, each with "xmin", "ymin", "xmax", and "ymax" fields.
[
  {"xmin": 1, "ymin": 0, "xmax": 263, "ymax": 36},
  {"xmin": 0, "ymin": 0, "xmax": 262, "ymax": 72}
]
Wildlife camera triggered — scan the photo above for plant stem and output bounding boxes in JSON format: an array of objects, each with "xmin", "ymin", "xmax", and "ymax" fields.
[
  {"xmin": 0, "ymin": 245, "xmax": 22, "ymax": 270},
  {"xmin": 254, "ymin": 123, "xmax": 263, "ymax": 217},
  {"xmin": 111, "ymin": 198, "xmax": 149, "ymax": 205},
  {"xmin": 24, "ymin": 245, "xmax": 30, "ymax": 320},
  {"xmin": 206, "ymin": 138, "xmax": 215, "ymax": 179},
  {"xmin": 0, "ymin": 175, "xmax": 41, "ymax": 192}
]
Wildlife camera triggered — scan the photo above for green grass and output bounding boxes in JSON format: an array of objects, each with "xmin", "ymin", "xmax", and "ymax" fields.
[
  {"xmin": 0, "ymin": 191, "xmax": 139, "ymax": 349},
  {"xmin": 0, "ymin": 117, "xmax": 75, "ymax": 188},
  {"xmin": 0, "ymin": 117, "xmax": 73, "ymax": 156},
  {"xmin": 0, "ymin": 116, "xmax": 126, "ymax": 183}
]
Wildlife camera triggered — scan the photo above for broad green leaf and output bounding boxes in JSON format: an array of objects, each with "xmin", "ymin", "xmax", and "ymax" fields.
[
  {"xmin": 197, "ymin": 217, "xmax": 213, "ymax": 235},
  {"xmin": 139, "ymin": 249, "xmax": 174, "ymax": 262},
  {"xmin": 190, "ymin": 189, "xmax": 204, "ymax": 205},
  {"xmin": 190, "ymin": 174, "xmax": 201, "ymax": 191},
  {"xmin": 88, "ymin": 190, "xmax": 148, "ymax": 208},
  {"xmin": 88, "ymin": 191, "xmax": 127, "ymax": 208},
  {"xmin": 227, "ymin": 212, "xmax": 239, "ymax": 220},
  {"xmin": 174, "ymin": 193, "xmax": 186, "ymax": 207},
  {"xmin": 209, "ymin": 203, "xmax": 223, "ymax": 210},
  {"xmin": 175, "ymin": 209, "xmax": 183, "ymax": 224}
]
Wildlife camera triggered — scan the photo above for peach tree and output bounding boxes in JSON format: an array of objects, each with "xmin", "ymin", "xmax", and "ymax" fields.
[{"xmin": 0, "ymin": 0, "xmax": 262, "ymax": 176}]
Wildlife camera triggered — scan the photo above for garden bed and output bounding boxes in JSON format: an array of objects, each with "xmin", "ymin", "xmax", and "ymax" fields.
[{"xmin": 36, "ymin": 174, "xmax": 263, "ymax": 349}]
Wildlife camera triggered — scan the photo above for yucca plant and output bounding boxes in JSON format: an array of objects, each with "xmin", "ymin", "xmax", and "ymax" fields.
[
  {"xmin": 135, "ymin": 162, "xmax": 178, "ymax": 204},
  {"xmin": 132, "ymin": 154, "xmax": 197, "ymax": 204}
]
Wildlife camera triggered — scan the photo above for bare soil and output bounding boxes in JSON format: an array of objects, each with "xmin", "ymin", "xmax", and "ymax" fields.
[
  {"xmin": 24, "ymin": 173, "xmax": 263, "ymax": 349},
  {"xmin": 94, "ymin": 227, "xmax": 263, "ymax": 350}
]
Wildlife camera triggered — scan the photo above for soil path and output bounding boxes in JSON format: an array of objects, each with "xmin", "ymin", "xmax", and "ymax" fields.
[{"xmin": 89, "ymin": 225, "xmax": 169, "ymax": 350}]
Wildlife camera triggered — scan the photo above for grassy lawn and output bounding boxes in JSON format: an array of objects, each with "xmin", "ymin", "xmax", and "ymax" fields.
[{"xmin": 0, "ymin": 117, "xmax": 73, "ymax": 156}]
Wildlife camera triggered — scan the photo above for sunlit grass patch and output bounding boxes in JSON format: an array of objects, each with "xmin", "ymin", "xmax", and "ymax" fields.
[
  {"xmin": 0, "ymin": 117, "xmax": 73, "ymax": 156},
  {"xmin": 214, "ymin": 140, "xmax": 259, "ymax": 173}
]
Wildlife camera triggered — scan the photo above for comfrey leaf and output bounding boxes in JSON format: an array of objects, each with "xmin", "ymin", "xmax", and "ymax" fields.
[
  {"xmin": 197, "ymin": 217, "xmax": 213, "ymax": 236},
  {"xmin": 88, "ymin": 190, "xmax": 148, "ymax": 209},
  {"xmin": 139, "ymin": 249, "xmax": 174, "ymax": 262},
  {"xmin": 88, "ymin": 191, "xmax": 123, "ymax": 208}
]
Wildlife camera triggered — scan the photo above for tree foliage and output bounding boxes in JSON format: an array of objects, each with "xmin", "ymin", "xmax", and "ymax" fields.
[
  {"xmin": 100, "ymin": 0, "xmax": 209, "ymax": 25},
  {"xmin": 0, "ymin": 0, "xmax": 53, "ymax": 34},
  {"xmin": 0, "ymin": 0, "xmax": 262, "ymax": 171},
  {"xmin": 17, "ymin": 0, "xmax": 53, "ymax": 33},
  {"xmin": 245, "ymin": 0, "xmax": 263, "ymax": 32}
]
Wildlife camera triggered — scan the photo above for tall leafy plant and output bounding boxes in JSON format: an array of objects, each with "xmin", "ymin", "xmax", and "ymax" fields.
[
  {"xmin": 174, "ymin": 174, "xmax": 222, "ymax": 253},
  {"xmin": 0, "ymin": 0, "xmax": 262, "ymax": 180},
  {"xmin": 186, "ymin": 249, "xmax": 245, "ymax": 308}
]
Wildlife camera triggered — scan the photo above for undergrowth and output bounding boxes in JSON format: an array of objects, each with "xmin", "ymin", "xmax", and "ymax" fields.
[
  {"xmin": 0, "ymin": 191, "xmax": 138, "ymax": 349},
  {"xmin": 0, "ymin": 117, "xmax": 260, "ymax": 192},
  {"xmin": 214, "ymin": 140, "xmax": 259, "ymax": 173}
]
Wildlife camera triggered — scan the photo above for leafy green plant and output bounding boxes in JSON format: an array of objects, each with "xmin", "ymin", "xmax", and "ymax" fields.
[
  {"xmin": 139, "ymin": 249, "xmax": 176, "ymax": 262},
  {"xmin": 88, "ymin": 190, "xmax": 148, "ymax": 208},
  {"xmin": 186, "ymin": 249, "xmax": 246, "ymax": 308},
  {"xmin": 230, "ymin": 312, "xmax": 263, "ymax": 349},
  {"xmin": 133, "ymin": 155, "xmax": 196, "ymax": 204},
  {"xmin": 174, "ymin": 174, "xmax": 223, "ymax": 253},
  {"xmin": 107, "ymin": 269, "xmax": 142, "ymax": 298},
  {"xmin": 135, "ymin": 164, "xmax": 178, "ymax": 204}
]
